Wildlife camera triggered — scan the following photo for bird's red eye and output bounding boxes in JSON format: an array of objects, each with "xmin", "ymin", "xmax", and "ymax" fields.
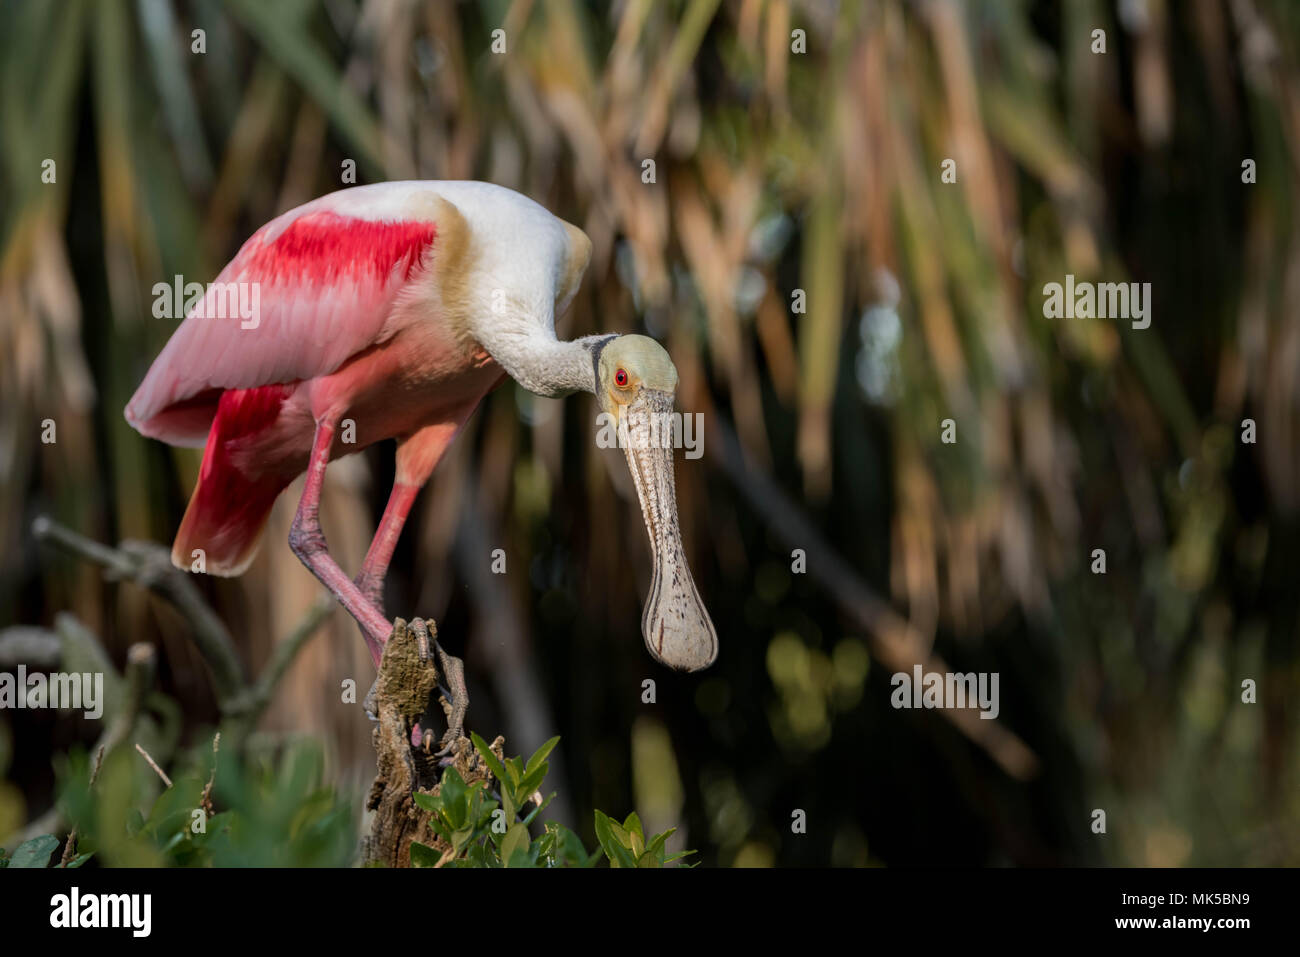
[{"xmin": 615, "ymin": 368, "xmax": 629, "ymax": 387}]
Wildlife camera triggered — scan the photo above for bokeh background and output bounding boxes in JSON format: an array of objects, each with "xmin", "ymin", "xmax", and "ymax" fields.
[{"xmin": 3, "ymin": 0, "xmax": 1300, "ymax": 866}]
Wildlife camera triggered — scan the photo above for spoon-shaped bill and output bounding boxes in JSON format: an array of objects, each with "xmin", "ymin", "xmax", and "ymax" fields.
[{"xmin": 620, "ymin": 391, "xmax": 718, "ymax": 671}]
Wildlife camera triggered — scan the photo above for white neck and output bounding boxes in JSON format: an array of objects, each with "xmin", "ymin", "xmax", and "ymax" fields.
[{"xmin": 482, "ymin": 331, "xmax": 616, "ymax": 398}]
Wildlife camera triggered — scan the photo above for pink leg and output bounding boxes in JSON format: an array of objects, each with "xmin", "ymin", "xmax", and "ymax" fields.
[
  {"xmin": 353, "ymin": 423, "xmax": 468, "ymax": 749},
  {"xmin": 351, "ymin": 421, "xmax": 461, "ymax": 614},
  {"xmin": 352, "ymin": 481, "xmax": 420, "ymax": 616},
  {"xmin": 288, "ymin": 418, "xmax": 392, "ymax": 666}
]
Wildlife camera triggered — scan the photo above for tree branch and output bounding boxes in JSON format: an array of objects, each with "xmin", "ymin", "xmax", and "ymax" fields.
[{"xmin": 33, "ymin": 515, "xmax": 245, "ymax": 710}]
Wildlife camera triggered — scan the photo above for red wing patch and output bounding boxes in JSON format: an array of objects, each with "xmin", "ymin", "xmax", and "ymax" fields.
[{"xmin": 243, "ymin": 212, "xmax": 438, "ymax": 286}]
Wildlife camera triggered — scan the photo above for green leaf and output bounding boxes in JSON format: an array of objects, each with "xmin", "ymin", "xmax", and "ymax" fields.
[
  {"xmin": 439, "ymin": 767, "xmax": 467, "ymax": 828},
  {"xmin": 517, "ymin": 766, "xmax": 548, "ymax": 800},
  {"xmin": 501, "ymin": 822, "xmax": 528, "ymax": 867},
  {"xmin": 451, "ymin": 825, "xmax": 475, "ymax": 853},
  {"xmin": 607, "ymin": 840, "xmax": 638, "ymax": 869},
  {"xmin": 473, "ymin": 797, "xmax": 500, "ymax": 833},
  {"xmin": 622, "ymin": 812, "xmax": 645, "ymax": 856},
  {"xmin": 623, "ymin": 812, "xmax": 645, "ymax": 841},
  {"xmin": 409, "ymin": 841, "xmax": 441, "ymax": 868},
  {"xmin": 124, "ymin": 808, "xmax": 146, "ymax": 836},
  {"xmin": 57, "ymin": 852, "xmax": 94, "ymax": 869},
  {"xmin": 606, "ymin": 818, "xmax": 633, "ymax": 848},
  {"xmin": 158, "ymin": 830, "xmax": 187, "ymax": 855},
  {"xmin": 439, "ymin": 766, "xmax": 467, "ymax": 806},
  {"xmin": 411, "ymin": 791, "xmax": 441, "ymax": 815},
  {"xmin": 544, "ymin": 823, "xmax": 596, "ymax": 868},
  {"xmin": 524, "ymin": 736, "xmax": 560, "ymax": 776},
  {"xmin": 642, "ymin": 828, "xmax": 674, "ymax": 866},
  {"xmin": 7, "ymin": 834, "xmax": 58, "ymax": 868},
  {"xmin": 593, "ymin": 811, "xmax": 637, "ymax": 869},
  {"xmin": 465, "ymin": 784, "xmax": 488, "ymax": 837},
  {"xmin": 592, "ymin": 810, "xmax": 615, "ymax": 852},
  {"xmin": 511, "ymin": 843, "xmax": 539, "ymax": 868},
  {"xmin": 466, "ymin": 842, "xmax": 496, "ymax": 868},
  {"xmin": 423, "ymin": 810, "xmax": 452, "ymax": 843},
  {"xmin": 504, "ymin": 757, "xmax": 523, "ymax": 790}
]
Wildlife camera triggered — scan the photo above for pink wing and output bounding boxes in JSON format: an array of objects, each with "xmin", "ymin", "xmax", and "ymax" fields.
[{"xmin": 126, "ymin": 205, "xmax": 438, "ymax": 446}]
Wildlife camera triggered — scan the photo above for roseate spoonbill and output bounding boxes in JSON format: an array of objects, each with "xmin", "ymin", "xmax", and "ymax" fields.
[{"xmin": 125, "ymin": 181, "xmax": 718, "ymax": 729}]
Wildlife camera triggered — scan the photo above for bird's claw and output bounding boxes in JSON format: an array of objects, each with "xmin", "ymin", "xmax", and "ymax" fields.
[
  {"xmin": 416, "ymin": 724, "xmax": 461, "ymax": 766},
  {"xmin": 433, "ymin": 727, "xmax": 463, "ymax": 767}
]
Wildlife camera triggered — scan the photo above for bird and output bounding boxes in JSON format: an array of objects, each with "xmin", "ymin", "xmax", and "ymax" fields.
[{"xmin": 125, "ymin": 180, "xmax": 718, "ymax": 733}]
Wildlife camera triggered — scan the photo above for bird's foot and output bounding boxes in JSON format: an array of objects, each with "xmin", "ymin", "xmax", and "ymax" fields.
[
  {"xmin": 361, "ymin": 615, "xmax": 468, "ymax": 767},
  {"xmin": 431, "ymin": 641, "xmax": 468, "ymax": 765},
  {"xmin": 388, "ymin": 623, "xmax": 467, "ymax": 767},
  {"xmin": 402, "ymin": 640, "xmax": 470, "ymax": 766}
]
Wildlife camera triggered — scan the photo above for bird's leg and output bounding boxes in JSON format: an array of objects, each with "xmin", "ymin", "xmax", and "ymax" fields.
[
  {"xmin": 352, "ymin": 425, "xmax": 470, "ymax": 738},
  {"xmin": 354, "ymin": 482, "xmax": 419, "ymax": 717},
  {"xmin": 358, "ymin": 479, "xmax": 437, "ymax": 725},
  {"xmin": 351, "ymin": 480, "xmax": 420, "ymax": 616},
  {"xmin": 353, "ymin": 486, "xmax": 418, "ymax": 717},
  {"xmin": 289, "ymin": 418, "xmax": 392, "ymax": 667}
]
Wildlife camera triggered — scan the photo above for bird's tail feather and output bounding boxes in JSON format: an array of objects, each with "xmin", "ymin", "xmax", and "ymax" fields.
[
  {"xmin": 171, "ymin": 385, "xmax": 296, "ymax": 577},
  {"xmin": 172, "ymin": 465, "xmax": 284, "ymax": 577}
]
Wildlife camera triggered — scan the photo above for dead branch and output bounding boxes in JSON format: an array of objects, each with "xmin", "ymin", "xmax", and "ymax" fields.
[
  {"xmin": 0, "ymin": 627, "xmax": 61, "ymax": 669},
  {"xmin": 33, "ymin": 516, "xmax": 245, "ymax": 710},
  {"xmin": 134, "ymin": 742, "xmax": 173, "ymax": 788},
  {"xmin": 361, "ymin": 617, "xmax": 500, "ymax": 868},
  {"xmin": 58, "ymin": 745, "xmax": 103, "ymax": 866},
  {"xmin": 199, "ymin": 732, "xmax": 220, "ymax": 819}
]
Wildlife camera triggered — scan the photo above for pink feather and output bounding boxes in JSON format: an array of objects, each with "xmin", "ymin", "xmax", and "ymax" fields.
[{"xmin": 126, "ymin": 209, "xmax": 437, "ymax": 446}]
